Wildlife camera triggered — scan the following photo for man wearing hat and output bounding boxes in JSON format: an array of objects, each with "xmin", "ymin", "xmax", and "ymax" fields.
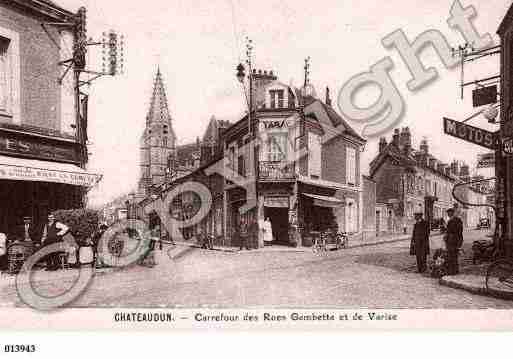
[
  {"xmin": 17, "ymin": 217, "xmax": 40, "ymax": 244},
  {"xmin": 41, "ymin": 214, "xmax": 69, "ymax": 271},
  {"xmin": 445, "ymin": 208, "xmax": 463, "ymax": 275},
  {"xmin": 410, "ymin": 211, "xmax": 430, "ymax": 273}
]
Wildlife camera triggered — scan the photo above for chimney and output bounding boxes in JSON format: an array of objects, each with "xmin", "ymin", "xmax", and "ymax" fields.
[
  {"xmin": 392, "ymin": 129, "xmax": 400, "ymax": 148},
  {"xmin": 401, "ymin": 127, "xmax": 412, "ymax": 155},
  {"xmin": 252, "ymin": 69, "xmax": 278, "ymax": 110},
  {"xmin": 420, "ymin": 137, "xmax": 429, "ymax": 155},
  {"xmin": 325, "ymin": 87, "xmax": 332, "ymax": 106},
  {"xmin": 379, "ymin": 137, "xmax": 388, "ymax": 153}
]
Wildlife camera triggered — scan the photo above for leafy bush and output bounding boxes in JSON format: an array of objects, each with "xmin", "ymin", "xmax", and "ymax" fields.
[{"xmin": 51, "ymin": 209, "xmax": 99, "ymax": 243}]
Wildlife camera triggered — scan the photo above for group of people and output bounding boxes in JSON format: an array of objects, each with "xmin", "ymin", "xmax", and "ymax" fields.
[
  {"xmin": 0, "ymin": 214, "xmax": 70, "ymax": 272},
  {"xmin": 410, "ymin": 208, "xmax": 464, "ymax": 275}
]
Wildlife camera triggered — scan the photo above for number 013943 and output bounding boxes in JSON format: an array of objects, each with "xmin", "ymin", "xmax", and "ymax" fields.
[{"xmin": 4, "ymin": 345, "xmax": 36, "ymax": 353}]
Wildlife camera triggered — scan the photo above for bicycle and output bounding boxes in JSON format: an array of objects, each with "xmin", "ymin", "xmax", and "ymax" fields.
[
  {"xmin": 311, "ymin": 231, "xmax": 327, "ymax": 255},
  {"xmin": 485, "ymin": 258, "xmax": 513, "ymax": 295},
  {"xmin": 335, "ymin": 232, "xmax": 348, "ymax": 249}
]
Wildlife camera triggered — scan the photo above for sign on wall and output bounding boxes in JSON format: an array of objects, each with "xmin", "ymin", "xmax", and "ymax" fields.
[
  {"xmin": 0, "ymin": 132, "xmax": 79, "ymax": 163},
  {"xmin": 0, "ymin": 163, "xmax": 98, "ymax": 187}
]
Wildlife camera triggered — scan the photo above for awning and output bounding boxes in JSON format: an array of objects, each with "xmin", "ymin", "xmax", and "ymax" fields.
[
  {"xmin": 0, "ymin": 155, "xmax": 101, "ymax": 187},
  {"xmin": 303, "ymin": 193, "xmax": 344, "ymax": 208},
  {"xmin": 297, "ymin": 176, "xmax": 361, "ymax": 192}
]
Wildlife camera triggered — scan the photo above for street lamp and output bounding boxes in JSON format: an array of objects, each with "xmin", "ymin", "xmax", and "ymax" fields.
[{"xmin": 236, "ymin": 63, "xmax": 246, "ymax": 84}]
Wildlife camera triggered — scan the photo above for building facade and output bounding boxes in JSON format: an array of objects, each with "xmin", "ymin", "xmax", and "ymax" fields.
[
  {"xmin": 141, "ymin": 70, "xmax": 366, "ymax": 248},
  {"xmin": 0, "ymin": 0, "xmax": 98, "ymax": 235},
  {"xmin": 370, "ymin": 128, "xmax": 491, "ymax": 233},
  {"xmin": 370, "ymin": 129, "xmax": 458, "ymax": 233}
]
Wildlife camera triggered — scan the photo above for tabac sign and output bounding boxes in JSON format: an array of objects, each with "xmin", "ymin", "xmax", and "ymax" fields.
[{"xmin": 443, "ymin": 117, "xmax": 497, "ymax": 150}]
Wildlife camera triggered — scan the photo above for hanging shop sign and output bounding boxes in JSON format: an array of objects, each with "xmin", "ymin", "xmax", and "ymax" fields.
[
  {"xmin": 472, "ymin": 85, "xmax": 497, "ymax": 107},
  {"xmin": 0, "ymin": 132, "xmax": 79, "ymax": 163},
  {"xmin": 443, "ymin": 117, "xmax": 497, "ymax": 150},
  {"xmin": 503, "ymin": 137, "xmax": 513, "ymax": 155},
  {"xmin": 477, "ymin": 152, "xmax": 496, "ymax": 168}
]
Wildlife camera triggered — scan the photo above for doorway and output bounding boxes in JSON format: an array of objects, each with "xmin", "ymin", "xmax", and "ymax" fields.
[{"xmin": 264, "ymin": 206, "xmax": 289, "ymax": 245}]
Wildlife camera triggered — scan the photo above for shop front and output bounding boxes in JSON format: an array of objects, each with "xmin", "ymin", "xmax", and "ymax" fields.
[
  {"xmin": 296, "ymin": 178, "xmax": 358, "ymax": 245},
  {"xmin": 0, "ymin": 155, "xmax": 99, "ymax": 237},
  {"xmin": 256, "ymin": 181, "xmax": 296, "ymax": 247}
]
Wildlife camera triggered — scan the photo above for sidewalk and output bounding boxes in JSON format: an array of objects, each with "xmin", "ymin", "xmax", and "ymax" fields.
[{"xmin": 174, "ymin": 231, "xmax": 431, "ymax": 253}]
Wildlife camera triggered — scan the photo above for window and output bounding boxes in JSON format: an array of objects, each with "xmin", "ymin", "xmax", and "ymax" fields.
[
  {"xmin": 267, "ymin": 133, "xmax": 287, "ymax": 162},
  {"xmin": 228, "ymin": 146, "xmax": 235, "ymax": 170},
  {"xmin": 0, "ymin": 36, "xmax": 10, "ymax": 113},
  {"xmin": 237, "ymin": 154, "xmax": 245, "ymax": 177},
  {"xmin": 269, "ymin": 89, "xmax": 285, "ymax": 109},
  {"xmin": 163, "ymin": 137, "xmax": 167, "ymax": 147},
  {"xmin": 308, "ymin": 133, "xmax": 321, "ymax": 177},
  {"xmin": 346, "ymin": 146, "xmax": 357, "ymax": 185}
]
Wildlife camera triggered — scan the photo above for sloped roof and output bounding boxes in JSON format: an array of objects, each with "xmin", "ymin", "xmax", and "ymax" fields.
[
  {"xmin": 369, "ymin": 141, "xmax": 457, "ymax": 181},
  {"xmin": 498, "ymin": 2, "xmax": 513, "ymax": 35}
]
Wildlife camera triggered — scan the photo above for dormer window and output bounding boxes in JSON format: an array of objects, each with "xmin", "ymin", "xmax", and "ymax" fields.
[{"xmin": 269, "ymin": 89, "xmax": 284, "ymax": 109}]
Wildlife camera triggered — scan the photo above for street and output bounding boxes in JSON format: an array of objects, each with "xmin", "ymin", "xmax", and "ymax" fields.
[{"xmin": 1, "ymin": 230, "xmax": 512, "ymax": 309}]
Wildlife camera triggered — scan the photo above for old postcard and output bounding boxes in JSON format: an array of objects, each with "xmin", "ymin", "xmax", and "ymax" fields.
[{"xmin": 1, "ymin": 0, "xmax": 513, "ymax": 332}]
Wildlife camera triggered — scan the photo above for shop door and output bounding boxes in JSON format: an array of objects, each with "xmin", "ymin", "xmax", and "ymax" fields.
[{"xmin": 264, "ymin": 207, "xmax": 289, "ymax": 244}]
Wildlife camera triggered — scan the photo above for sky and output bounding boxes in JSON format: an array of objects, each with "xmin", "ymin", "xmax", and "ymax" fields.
[{"xmin": 53, "ymin": 0, "xmax": 510, "ymax": 206}]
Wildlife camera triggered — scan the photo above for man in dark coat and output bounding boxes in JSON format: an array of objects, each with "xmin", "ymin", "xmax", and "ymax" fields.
[
  {"xmin": 16, "ymin": 217, "xmax": 41, "ymax": 245},
  {"xmin": 411, "ymin": 212, "xmax": 430, "ymax": 273},
  {"xmin": 445, "ymin": 208, "xmax": 463, "ymax": 275},
  {"xmin": 41, "ymin": 214, "xmax": 69, "ymax": 271}
]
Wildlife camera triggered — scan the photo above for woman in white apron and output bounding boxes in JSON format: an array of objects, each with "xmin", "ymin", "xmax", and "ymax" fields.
[{"xmin": 262, "ymin": 217, "xmax": 273, "ymax": 245}]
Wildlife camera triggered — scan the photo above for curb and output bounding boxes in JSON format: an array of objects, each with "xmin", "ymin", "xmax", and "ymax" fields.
[
  {"xmin": 439, "ymin": 276, "xmax": 513, "ymax": 301},
  {"xmin": 347, "ymin": 233, "xmax": 443, "ymax": 249}
]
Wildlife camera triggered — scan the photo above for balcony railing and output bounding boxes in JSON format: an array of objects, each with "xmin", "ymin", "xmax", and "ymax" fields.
[{"xmin": 259, "ymin": 161, "xmax": 295, "ymax": 180}]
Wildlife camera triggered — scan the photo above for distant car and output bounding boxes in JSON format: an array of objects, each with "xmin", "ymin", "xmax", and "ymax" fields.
[{"xmin": 477, "ymin": 218, "xmax": 490, "ymax": 230}]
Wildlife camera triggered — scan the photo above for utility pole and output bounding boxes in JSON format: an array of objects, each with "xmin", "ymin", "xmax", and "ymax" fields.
[{"xmin": 43, "ymin": 7, "xmax": 125, "ymax": 170}]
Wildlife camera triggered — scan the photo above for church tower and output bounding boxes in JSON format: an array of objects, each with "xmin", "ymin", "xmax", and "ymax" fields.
[{"xmin": 138, "ymin": 68, "xmax": 177, "ymax": 195}]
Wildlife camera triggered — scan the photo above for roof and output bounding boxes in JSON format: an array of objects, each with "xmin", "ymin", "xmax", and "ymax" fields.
[
  {"xmin": 369, "ymin": 142, "xmax": 456, "ymax": 181},
  {"xmin": 319, "ymin": 101, "xmax": 365, "ymax": 143},
  {"xmin": 10, "ymin": 0, "xmax": 74, "ymax": 20},
  {"xmin": 498, "ymin": 2, "xmax": 513, "ymax": 35}
]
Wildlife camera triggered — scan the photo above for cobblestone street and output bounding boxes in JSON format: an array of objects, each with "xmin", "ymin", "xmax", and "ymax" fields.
[{"xmin": 1, "ymin": 230, "xmax": 511, "ymax": 309}]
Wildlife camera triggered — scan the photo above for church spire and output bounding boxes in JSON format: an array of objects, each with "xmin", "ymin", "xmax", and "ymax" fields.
[{"xmin": 146, "ymin": 67, "xmax": 173, "ymax": 126}]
